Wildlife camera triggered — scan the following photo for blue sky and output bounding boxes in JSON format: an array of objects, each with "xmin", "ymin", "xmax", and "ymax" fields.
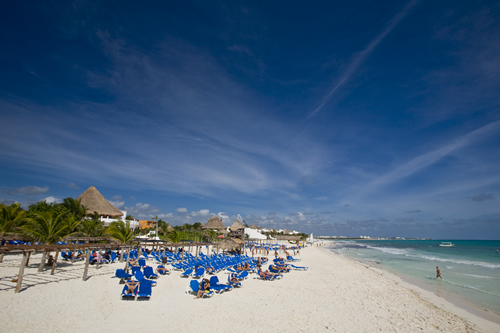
[{"xmin": 1, "ymin": 1, "xmax": 499, "ymax": 239}]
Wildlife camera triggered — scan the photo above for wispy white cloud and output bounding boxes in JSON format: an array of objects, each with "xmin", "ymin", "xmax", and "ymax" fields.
[
  {"xmin": 7, "ymin": 186, "xmax": 50, "ymax": 195},
  {"xmin": 308, "ymin": 0, "xmax": 420, "ymax": 119},
  {"xmin": 370, "ymin": 121, "xmax": 500, "ymax": 188}
]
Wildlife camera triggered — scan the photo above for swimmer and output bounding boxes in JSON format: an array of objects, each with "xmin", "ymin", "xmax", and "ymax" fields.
[{"xmin": 436, "ymin": 266, "xmax": 443, "ymax": 279}]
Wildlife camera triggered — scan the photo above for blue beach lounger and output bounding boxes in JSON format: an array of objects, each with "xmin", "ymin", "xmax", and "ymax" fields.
[
  {"xmin": 121, "ymin": 281, "xmax": 139, "ymax": 300},
  {"xmin": 157, "ymin": 265, "xmax": 171, "ymax": 275},
  {"xmin": 181, "ymin": 268, "xmax": 193, "ymax": 277},
  {"xmin": 209, "ymin": 276, "xmax": 232, "ymax": 293},
  {"xmin": 134, "ymin": 271, "xmax": 157, "ymax": 286},
  {"xmin": 192, "ymin": 267, "xmax": 205, "ymax": 279},
  {"xmin": 186, "ymin": 280, "xmax": 214, "ymax": 298},
  {"xmin": 115, "ymin": 269, "xmax": 133, "ymax": 282},
  {"xmin": 144, "ymin": 266, "xmax": 159, "ymax": 279},
  {"xmin": 227, "ymin": 274, "xmax": 242, "ymax": 287},
  {"xmin": 137, "ymin": 281, "xmax": 152, "ymax": 299}
]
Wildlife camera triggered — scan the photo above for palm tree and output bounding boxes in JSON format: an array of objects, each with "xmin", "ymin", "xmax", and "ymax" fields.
[
  {"xmin": 106, "ymin": 220, "xmax": 135, "ymax": 262},
  {"xmin": 22, "ymin": 211, "xmax": 68, "ymax": 271},
  {"xmin": 61, "ymin": 197, "xmax": 86, "ymax": 220},
  {"xmin": 80, "ymin": 212, "xmax": 105, "ymax": 237},
  {"xmin": 167, "ymin": 230, "xmax": 183, "ymax": 243},
  {"xmin": 22, "ymin": 211, "xmax": 68, "ymax": 244},
  {"xmin": 64, "ymin": 215, "xmax": 82, "ymax": 235},
  {"xmin": 205, "ymin": 229, "xmax": 217, "ymax": 243},
  {"xmin": 0, "ymin": 203, "xmax": 28, "ymax": 237},
  {"xmin": 157, "ymin": 219, "xmax": 170, "ymax": 237},
  {"xmin": 106, "ymin": 220, "xmax": 135, "ymax": 244}
]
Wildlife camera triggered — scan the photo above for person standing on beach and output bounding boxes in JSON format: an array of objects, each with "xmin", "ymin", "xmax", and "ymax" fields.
[{"xmin": 436, "ymin": 266, "xmax": 443, "ymax": 279}]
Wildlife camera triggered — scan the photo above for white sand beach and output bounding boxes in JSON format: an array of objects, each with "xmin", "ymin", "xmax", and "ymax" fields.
[{"xmin": 0, "ymin": 245, "xmax": 498, "ymax": 332}]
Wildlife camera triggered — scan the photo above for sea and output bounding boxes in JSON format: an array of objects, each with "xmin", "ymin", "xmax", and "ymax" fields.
[{"xmin": 328, "ymin": 239, "xmax": 500, "ymax": 317}]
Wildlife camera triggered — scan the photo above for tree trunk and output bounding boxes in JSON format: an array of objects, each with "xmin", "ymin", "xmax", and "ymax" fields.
[{"xmin": 25, "ymin": 252, "xmax": 31, "ymax": 266}]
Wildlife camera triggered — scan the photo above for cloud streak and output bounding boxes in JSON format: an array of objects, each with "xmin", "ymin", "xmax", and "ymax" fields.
[{"xmin": 308, "ymin": 0, "xmax": 420, "ymax": 119}]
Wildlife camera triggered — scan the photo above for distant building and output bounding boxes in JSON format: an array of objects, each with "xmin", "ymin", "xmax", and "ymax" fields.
[{"xmin": 139, "ymin": 220, "xmax": 157, "ymax": 230}]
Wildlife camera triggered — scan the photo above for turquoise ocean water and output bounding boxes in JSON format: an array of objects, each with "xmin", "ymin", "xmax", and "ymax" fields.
[{"xmin": 330, "ymin": 240, "xmax": 500, "ymax": 316}]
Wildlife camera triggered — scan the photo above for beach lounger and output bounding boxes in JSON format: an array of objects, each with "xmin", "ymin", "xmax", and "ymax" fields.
[
  {"xmin": 287, "ymin": 255, "xmax": 301, "ymax": 262},
  {"xmin": 290, "ymin": 264, "xmax": 308, "ymax": 271},
  {"xmin": 138, "ymin": 259, "xmax": 146, "ymax": 267},
  {"xmin": 192, "ymin": 267, "xmax": 205, "ymax": 279},
  {"xmin": 186, "ymin": 280, "xmax": 214, "ymax": 298},
  {"xmin": 134, "ymin": 271, "xmax": 157, "ymax": 287},
  {"xmin": 209, "ymin": 276, "xmax": 232, "ymax": 293},
  {"xmin": 256, "ymin": 270, "xmax": 282, "ymax": 281},
  {"xmin": 181, "ymin": 268, "xmax": 194, "ymax": 277},
  {"xmin": 156, "ymin": 265, "xmax": 171, "ymax": 275},
  {"xmin": 137, "ymin": 281, "xmax": 152, "ymax": 299},
  {"xmin": 121, "ymin": 282, "xmax": 139, "ymax": 300},
  {"xmin": 144, "ymin": 266, "xmax": 159, "ymax": 279},
  {"xmin": 227, "ymin": 274, "xmax": 242, "ymax": 287},
  {"xmin": 131, "ymin": 266, "xmax": 142, "ymax": 275},
  {"xmin": 115, "ymin": 269, "xmax": 133, "ymax": 283}
]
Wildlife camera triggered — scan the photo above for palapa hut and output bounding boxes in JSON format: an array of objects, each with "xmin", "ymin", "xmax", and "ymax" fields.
[
  {"xmin": 202, "ymin": 215, "xmax": 227, "ymax": 234},
  {"xmin": 76, "ymin": 186, "xmax": 123, "ymax": 218},
  {"xmin": 250, "ymin": 224, "xmax": 258, "ymax": 229},
  {"xmin": 229, "ymin": 220, "xmax": 245, "ymax": 239},
  {"xmin": 215, "ymin": 238, "xmax": 242, "ymax": 253}
]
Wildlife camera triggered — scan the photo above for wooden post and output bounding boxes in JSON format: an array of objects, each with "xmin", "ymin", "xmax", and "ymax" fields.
[
  {"xmin": 15, "ymin": 251, "xmax": 29, "ymax": 293},
  {"xmin": 82, "ymin": 250, "xmax": 90, "ymax": 281},
  {"xmin": 70, "ymin": 251, "xmax": 75, "ymax": 264},
  {"xmin": 38, "ymin": 251, "xmax": 47, "ymax": 272},
  {"xmin": 0, "ymin": 253, "xmax": 4, "ymax": 263},
  {"xmin": 25, "ymin": 252, "xmax": 31, "ymax": 266},
  {"xmin": 195, "ymin": 246, "xmax": 199, "ymax": 259},
  {"xmin": 181, "ymin": 247, "xmax": 184, "ymax": 261},
  {"xmin": 50, "ymin": 251, "xmax": 59, "ymax": 275}
]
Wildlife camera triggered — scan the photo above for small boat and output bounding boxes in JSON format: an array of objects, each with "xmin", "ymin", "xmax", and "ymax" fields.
[{"xmin": 439, "ymin": 242, "xmax": 455, "ymax": 247}]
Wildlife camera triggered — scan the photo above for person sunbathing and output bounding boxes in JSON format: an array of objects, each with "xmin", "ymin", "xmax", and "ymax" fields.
[
  {"xmin": 230, "ymin": 273, "xmax": 240, "ymax": 284},
  {"xmin": 271, "ymin": 264, "xmax": 288, "ymax": 272},
  {"xmin": 244, "ymin": 262, "xmax": 250, "ymax": 270},
  {"xmin": 259, "ymin": 270, "xmax": 279, "ymax": 279},
  {"xmin": 128, "ymin": 259, "xmax": 139, "ymax": 267},
  {"xmin": 124, "ymin": 280, "xmax": 140, "ymax": 295},
  {"xmin": 206, "ymin": 266, "xmax": 215, "ymax": 274},
  {"xmin": 157, "ymin": 266, "xmax": 170, "ymax": 274},
  {"xmin": 195, "ymin": 278, "xmax": 210, "ymax": 299}
]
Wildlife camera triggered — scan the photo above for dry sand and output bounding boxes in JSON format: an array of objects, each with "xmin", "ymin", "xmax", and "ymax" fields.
[{"xmin": 0, "ymin": 245, "xmax": 498, "ymax": 332}]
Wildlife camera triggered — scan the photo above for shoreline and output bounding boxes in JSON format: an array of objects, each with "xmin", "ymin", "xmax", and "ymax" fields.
[{"xmin": 326, "ymin": 244, "xmax": 500, "ymax": 330}]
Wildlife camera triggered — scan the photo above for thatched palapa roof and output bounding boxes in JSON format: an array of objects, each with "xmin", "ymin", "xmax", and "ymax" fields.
[
  {"xmin": 215, "ymin": 238, "xmax": 241, "ymax": 250},
  {"xmin": 76, "ymin": 186, "xmax": 124, "ymax": 218},
  {"xmin": 229, "ymin": 220, "xmax": 245, "ymax": 231},
  {"xmin": 250, "ymin": 224, "xmax": 258, "ymax": 229},
  {"xmin": 202, "ymin": 215, "xmax": 226, "ymax": 230}
]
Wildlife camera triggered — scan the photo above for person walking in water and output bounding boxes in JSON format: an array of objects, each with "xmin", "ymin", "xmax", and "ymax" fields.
[{"xmin": 436, "ymin": 266, "xmax": 443, "ymax": 279}]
